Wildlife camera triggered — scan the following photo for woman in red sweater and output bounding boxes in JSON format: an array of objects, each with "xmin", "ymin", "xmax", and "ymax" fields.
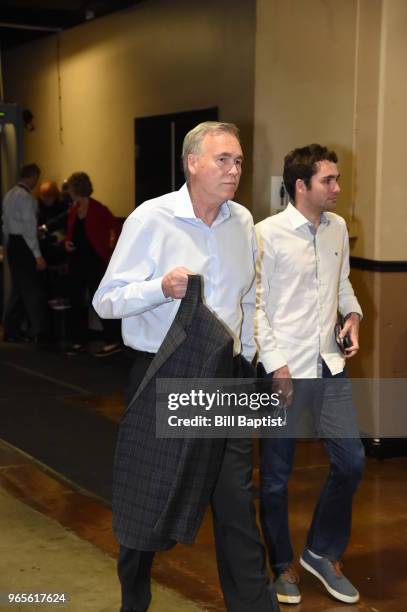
[{"xmin": 65, "ymin": 172, "xmax": 121, "ymax": 357}]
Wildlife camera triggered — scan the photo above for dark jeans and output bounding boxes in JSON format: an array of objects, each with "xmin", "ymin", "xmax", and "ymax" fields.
[
  {"xmin": 118, "ymin": 353, "xmax": 279, "ymax": 612},
  {"xmin": 259, "ymin": 362, "xmax": 365, "ymax": 575},
  {"xmin": 4, "ymin": 235, "xmax": 47, "ymax": 338}
]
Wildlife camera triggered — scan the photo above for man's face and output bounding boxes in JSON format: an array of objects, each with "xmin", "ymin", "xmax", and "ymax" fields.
[
  {"xmin": 27, "ymin": 174, "xmax": 40, "ymax": 190},
  {"xmin": 301, "ymin": 160, "xmax": 341, "ymax": 213},
  {"xmin": 188, "ymin": 132, "xmax": 243, "ymax": 204}
]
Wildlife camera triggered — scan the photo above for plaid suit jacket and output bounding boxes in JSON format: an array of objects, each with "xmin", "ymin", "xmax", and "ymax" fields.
[{"xmin": 112, "ymin": 275, "xmax": 235, "ymax": 550}]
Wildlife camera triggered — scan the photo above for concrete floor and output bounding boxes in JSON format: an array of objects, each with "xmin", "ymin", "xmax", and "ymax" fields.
[
  {"xmin": 1, "ymin": 339, "xmax": 407, "ymax": 611},
  {"xmin": 0, "ymin": 469, "xmax": 202, "ymax": 612}
]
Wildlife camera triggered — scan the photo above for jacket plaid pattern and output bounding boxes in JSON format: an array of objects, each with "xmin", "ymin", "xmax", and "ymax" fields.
[{"xmin": 113, "ymin": 275, "xmax": 235, "ymax": 550}]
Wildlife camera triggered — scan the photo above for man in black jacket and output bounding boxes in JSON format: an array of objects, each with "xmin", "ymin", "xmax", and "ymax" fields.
[{"xmin": 93, "ymin": 122, "xmax": 279, "ymax": 612}]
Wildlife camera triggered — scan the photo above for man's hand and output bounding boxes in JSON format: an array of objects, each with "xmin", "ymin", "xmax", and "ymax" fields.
[
  {"xmin": 341, "ymin": 312, "xmax": 360, "ymax": 359},
  {"xmin": 162, "ymin": 267, "xmax": 193, "ymax": 299},
  {"xmin": 65, "ymin": 240, "xmax": 76, "ymax": 253},
  {"xmin": 272, "ymin": 364, "xmax": 293, "ymax": 407},
  {"xmin": 36, "ymin": 255, "xmax": 47, "ymax": 271}
]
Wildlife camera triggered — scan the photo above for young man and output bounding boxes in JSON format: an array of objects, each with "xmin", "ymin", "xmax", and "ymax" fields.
[
  {"xmin": 255, "ymin": 144, "xmax": 364, "ymax": 605},
  {"xmin": 93, "ymin": 122, "xmax": 279, "ymax": 612}
]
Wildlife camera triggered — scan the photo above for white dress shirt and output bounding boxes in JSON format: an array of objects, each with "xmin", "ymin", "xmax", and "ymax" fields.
[
  {"xmin": 93, "ymin": 184, "xmax": 257, "ymax": 360},
  {"xmin": 2, "ymin": 184, "xmax": 41, "ymax": 258},
  {"xmin": 255, "ymin": 203, "xmax": 362, "ymax": 378}
]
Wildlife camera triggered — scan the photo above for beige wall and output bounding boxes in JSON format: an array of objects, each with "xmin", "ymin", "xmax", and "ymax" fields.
[
  {"xmin": 353, "ymin": 0, "xmax": 407, "ymax": 261},
  {"xmin": 351, "ymin": 0, "xmax": 382, "ymax": 260},
  {"xmin": 344, "ymin": 0, "xmax": 407, "ymax": 378},
  {"xmin": 253, "ymin": 0, "xmax": 358, "ymax": 224},
  {"xmin": 375, "ymin": 0, "xmax": 407, "ymax": 261},
  {"xmin": 254, "ymin": 0, "xmax": 407, "ymax": 262},
  {"xmin": 254, "ymin": 0, "xmax": 407, "ymax": 378},
  {"xmin": 3, "ymin": 0, "xmax": 256, "ymax": 217}
]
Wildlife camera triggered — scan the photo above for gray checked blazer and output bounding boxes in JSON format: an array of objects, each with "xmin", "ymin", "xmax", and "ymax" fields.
[{"xmin": 112, "ymin": 275, "xmax": 235, "ymax": 550}]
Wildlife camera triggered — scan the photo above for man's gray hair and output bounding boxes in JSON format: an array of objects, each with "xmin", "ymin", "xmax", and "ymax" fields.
[{"xmin": 182, "ymin": 121, "xmax": 240, "ymax": 181}]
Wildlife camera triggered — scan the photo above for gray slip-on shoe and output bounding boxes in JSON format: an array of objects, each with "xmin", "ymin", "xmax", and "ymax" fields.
[
  {"xmin": 300, "ymin": 549, "xmax": 359, "ymax": 604},
  {"xmin": 274, "ymin": 565, "xmax": 302, "ymax": 604}
]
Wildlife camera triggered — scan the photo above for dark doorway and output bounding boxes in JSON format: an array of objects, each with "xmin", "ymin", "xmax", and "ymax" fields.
[{"xmin": 135, "ymin": 107, "xmax": 218, "ymax": 207}]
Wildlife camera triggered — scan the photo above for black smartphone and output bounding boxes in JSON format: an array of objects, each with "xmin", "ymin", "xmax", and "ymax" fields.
[{"xmin": 335, "ymin": 315, "xmax": 351, "ymax": 354}]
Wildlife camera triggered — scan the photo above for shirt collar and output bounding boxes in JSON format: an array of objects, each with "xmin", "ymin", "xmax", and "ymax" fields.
[
  {"xmin": 173, "ymin": 183, "xmax": 231, "ymax": 225},
  {"xmin": 285, "ymin": 202, "xmax": 329, "ymax": 230},
  {"xmin": 17, "ymin": 182, "xmax": 32, "ymax": 194}
]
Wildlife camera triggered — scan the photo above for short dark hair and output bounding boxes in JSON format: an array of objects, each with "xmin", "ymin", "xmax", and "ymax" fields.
[
  {"xmin": 19, "ymin": 163, "xmax": 40, "ymax": 179},
  {"xmin": 67, "ymin": 172, "xmax": 93, "ymax": 198},
  {"xmin": 283, "ymin": 144, "xmax": 338, "ymax": 202}
]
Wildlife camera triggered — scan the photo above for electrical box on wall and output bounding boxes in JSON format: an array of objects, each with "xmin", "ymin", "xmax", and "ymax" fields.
[{"xmin": 270, "ymin": 176, "xmax": 289, "ymax": 213}]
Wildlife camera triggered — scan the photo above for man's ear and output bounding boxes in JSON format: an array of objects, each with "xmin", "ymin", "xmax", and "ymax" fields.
[
  {"xmin": 296, "ymin": 178, "xmax": 307, "ymax": 195},
  {"xmin": 187, "ymin": 153, "xmax": 198, "ymax": 177}
]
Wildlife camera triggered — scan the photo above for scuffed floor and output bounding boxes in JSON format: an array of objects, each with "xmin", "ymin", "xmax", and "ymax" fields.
[{"xmin": 0, "ymin": 484, "xmax": 203, "ymax": 611}]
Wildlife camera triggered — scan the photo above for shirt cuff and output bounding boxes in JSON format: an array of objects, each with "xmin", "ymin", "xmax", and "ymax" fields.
[
  {"xmin": 341, "ymin": 303, "xmax": 363, "ymax": 321},
  {"xmin": 344, "ymin": 311, "xmax": 362, "ymax": 321},
  {"xmin": 259, "ymin": 350, "xmax": 288, "ymax": 375},
  {"xmin": 142, "ymin": 276, "xmax": 173, "ymax": 306},
  {"xmin": 241, "ymin": 348, "xmax": 256, "ymax": 363}
]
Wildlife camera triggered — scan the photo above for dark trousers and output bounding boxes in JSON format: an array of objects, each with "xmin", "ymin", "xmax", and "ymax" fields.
[
  {"xmin": 68, "ymin": 258, "xmax": 119, "ymax": 345},
  {"xmin": 259, "ymin": 362, "xmax": 365, "ymax": 575},
  {"xmin": 118, "ymin": 548, "xmax": 155, "ymax": 612},
  {"xmin": 211, "ymin": 437, "xmax": 278, "ymax": 611},
  {"xmin": 118, "ymin": 353, "xmax": 279, "ymax": 612},
  {"xmin": 4, "ymin": 235, "xmax": 47, "ymax": 338}
]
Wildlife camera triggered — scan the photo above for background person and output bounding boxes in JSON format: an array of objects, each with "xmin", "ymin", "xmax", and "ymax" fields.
[
  {"xmin": 65, "ymin": 172, "xmax": 121, "ymax": 357},
  {"xmin": 38, "ymin": 180, "xmax": 69, "ymax": 244},
  {"xmin": 2, "ymin": 163, "xmax": 47, "ymax": 342},
  {"xmin": 38, "ymin": 180, "xmax": 69, "ymax": 303},
  {"xmin": 60, "ymin": 179, "xmax": 73, "ymax": 208}
]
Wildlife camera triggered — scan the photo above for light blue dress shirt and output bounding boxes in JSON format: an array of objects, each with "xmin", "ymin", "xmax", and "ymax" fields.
[{"xmin": 93, "ymin": 184, "xmax": 257, "ymax": 360}]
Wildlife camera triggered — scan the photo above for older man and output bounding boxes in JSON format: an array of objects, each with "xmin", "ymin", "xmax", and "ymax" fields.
[{"xmin": 93, "ymin": 122, "xmax": 279, "ymax": 612}]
